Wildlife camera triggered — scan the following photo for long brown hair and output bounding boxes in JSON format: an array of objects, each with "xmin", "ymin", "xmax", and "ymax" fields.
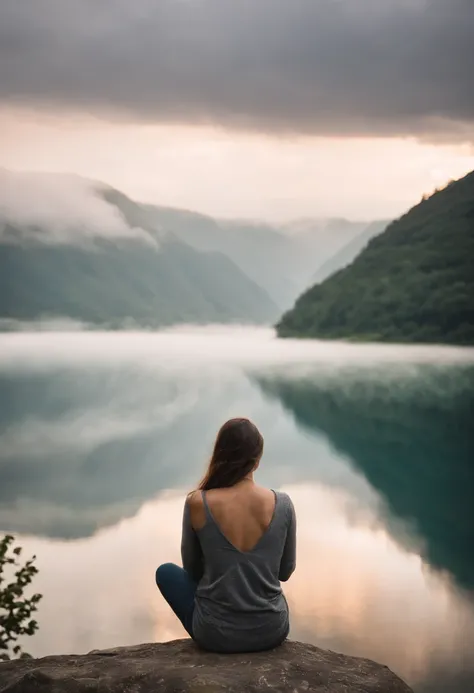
[{"xmin": 199, "ymin": 418, "xmax": 264, "ymax": 491}]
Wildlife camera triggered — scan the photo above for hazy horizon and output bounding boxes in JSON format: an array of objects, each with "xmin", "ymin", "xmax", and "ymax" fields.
[
  {"xmin": 1, "ymin": 162, "xmax": 472, "ymax": 227},
  {"xmin": 1, "ymin": 0, "xmax": 473, "ymax": 221},
  {"xmin": 2, "ymin": 119, "xmax": 473, "ymax": 222}
]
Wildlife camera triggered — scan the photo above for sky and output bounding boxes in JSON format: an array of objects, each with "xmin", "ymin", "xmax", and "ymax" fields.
[{"xmin": 1, "ymin": 0, "xmax": 473, "ymax": 221}]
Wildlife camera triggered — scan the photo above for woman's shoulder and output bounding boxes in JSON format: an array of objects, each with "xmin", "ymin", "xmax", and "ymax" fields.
[
  {"xmin": 273, "ymin": 489, "xmax": 293, "ymax": 504},
  {"xmin": 186, "ymin": 489, "xmax": 202, "ymax": 505},
  {"xmin": 185, "ymin": 489, "xmax": 207, "ymax": 530},
  {"xmin": 254, "ymin": 486, "xmax": 293, "ymax": 505},
  {"xmin": 273, "ymin": 490, "xmax": 295, "ymax": 518}
]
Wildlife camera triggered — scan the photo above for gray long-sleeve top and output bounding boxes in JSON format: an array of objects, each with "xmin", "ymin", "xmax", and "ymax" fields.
[{"xmin": 181, "ymin": 489, "xmax": 297, "ymax": 653}]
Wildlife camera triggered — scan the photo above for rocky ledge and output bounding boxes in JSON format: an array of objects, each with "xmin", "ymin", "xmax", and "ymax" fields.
[{"xmin": 0, "ymin": 638, "xmax": 413, "ymax": 692}]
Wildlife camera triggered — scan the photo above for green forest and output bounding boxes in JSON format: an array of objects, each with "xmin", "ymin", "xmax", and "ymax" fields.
[
  {"xmin": 0, "ymin": 189, "xmax": 279, "ymax": 328},
  {"xmin": 277, "ymin": 170, "xmax": 474, "ymax": 345},
  {"xmin": 0, "ymin": 178, "xmax": 382, "ymax": 329}
]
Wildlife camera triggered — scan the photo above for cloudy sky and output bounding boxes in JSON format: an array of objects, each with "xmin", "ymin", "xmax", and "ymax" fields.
[{"xmin": 1, "ymin": 0, "xmax": 473, "ymax": 220}]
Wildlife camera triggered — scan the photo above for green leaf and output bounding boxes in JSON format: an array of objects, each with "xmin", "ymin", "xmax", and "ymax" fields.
[{"xmin": 0, "ymin": 535, "xmax": 41, "ymax": 657}]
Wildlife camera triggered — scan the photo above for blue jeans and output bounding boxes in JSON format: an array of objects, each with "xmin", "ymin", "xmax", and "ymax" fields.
[{"xmin": 155, "ymin": 563, "xmax": 197, "ymax": 637}]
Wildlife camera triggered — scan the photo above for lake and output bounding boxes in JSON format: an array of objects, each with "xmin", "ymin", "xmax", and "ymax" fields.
[{"xmin": 0, "ymin": 326, "xmax": 473, "ymax": 692}]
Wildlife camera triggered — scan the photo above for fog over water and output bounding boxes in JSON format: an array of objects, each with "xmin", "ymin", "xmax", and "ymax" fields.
[{"xmin": 1, "ymin": 327, "xmax": 473, "ymax": 692}]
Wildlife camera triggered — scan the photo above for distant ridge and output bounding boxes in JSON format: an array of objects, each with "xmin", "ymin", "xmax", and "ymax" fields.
[
  {"xmin": 0, "ymin": 169, "xmax": 389, "ymax": 329},
  {"xmin": 311, "ymin": 220, "xmax": 389, "ymax": 284},
  {"xmin": 0, "ymin": 176, "xmax": 278, "ymax": 327}
]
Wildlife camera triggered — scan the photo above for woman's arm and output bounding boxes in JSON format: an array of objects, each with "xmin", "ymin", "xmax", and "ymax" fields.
[
  {"xmin": 279, "ymin": 496, "xmax": 296, "ymax": 582},
  {"xmin": 181, "ymin": 494, "xmax": 204, "ymax": 583}
]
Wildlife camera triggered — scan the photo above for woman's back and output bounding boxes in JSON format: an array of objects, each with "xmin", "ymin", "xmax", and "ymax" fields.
[
  {"xmin": 182, "ymin": 483, "xmax": 296, "ymax": 653},
  {"xmin": 188, "ymin": 482, "xmax": 278, "ymax": 551},
  {"xmin": 156, "ymin": 417, "xmax": 297, "ymax": 654}
]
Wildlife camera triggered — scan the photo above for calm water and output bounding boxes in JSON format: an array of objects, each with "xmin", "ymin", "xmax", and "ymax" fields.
[{"xmin": 1, "ymin": 326, "xmax": 473, "ymax": 692}]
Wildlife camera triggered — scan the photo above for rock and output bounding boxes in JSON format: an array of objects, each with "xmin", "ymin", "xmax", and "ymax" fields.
[{"xmin": 0, "ymin": 638, "xmax": 413, "ymax": 692}]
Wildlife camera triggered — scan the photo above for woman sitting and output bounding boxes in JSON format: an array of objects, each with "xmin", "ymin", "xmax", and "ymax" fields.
[{"xmin": 155, "ymin": 417, "xmax": 297, "ymax": 653}]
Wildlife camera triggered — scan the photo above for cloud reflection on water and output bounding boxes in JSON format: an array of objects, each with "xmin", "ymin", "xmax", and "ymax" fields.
[
  {"xmin": 1, "ymin": 327, "xmax": 474, "ymax": 691},
  {"xmin": 14, "ymin": 483, "xmax": 474, "ymax": 691}
]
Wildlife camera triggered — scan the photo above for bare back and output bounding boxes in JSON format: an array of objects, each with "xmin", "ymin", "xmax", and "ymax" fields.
[
  {"xmin": 182, "ymin": 484, "xmax": 297, "ymax": 652},
  {"xmin": 188, "ymin": 482, "xmax": 276, "ymax": 553}
]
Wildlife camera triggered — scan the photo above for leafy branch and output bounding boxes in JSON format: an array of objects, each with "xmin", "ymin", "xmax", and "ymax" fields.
[{"xmin": 0, "ymin": 534, "xmax": 42, "ymax": 659}]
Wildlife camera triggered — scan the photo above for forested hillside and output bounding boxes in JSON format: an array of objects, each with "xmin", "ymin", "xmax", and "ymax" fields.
[
  {"xmin": 0, "ymin": 177, "xmax": 278, "ymax": 327},
  {"xmin": 0, "ymin": 171, "xmax": 385, "ymax": 328},
  {"xmin": 277, "ymin": 171, "xmax": 474, "ymax": 345}
]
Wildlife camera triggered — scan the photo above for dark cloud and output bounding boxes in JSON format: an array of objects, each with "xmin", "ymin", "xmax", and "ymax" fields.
[{"xmin": 0, "ymin": 0, "xmax": 473, "ymax": 140}]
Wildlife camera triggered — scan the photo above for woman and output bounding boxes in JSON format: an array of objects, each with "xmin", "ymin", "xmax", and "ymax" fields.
[{"xmin": 155, "ymin": 417, "xmax": 296, "ymax": 653}]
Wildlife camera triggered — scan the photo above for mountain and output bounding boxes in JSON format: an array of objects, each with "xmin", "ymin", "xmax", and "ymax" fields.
[
  {"xmin": 136, "ymin": 200, "xmax": 378, "ymax": 310},
  {"xmin": 311, "ymin": 220, "xmax": 389, "ymax": 284},
  {"xmin": 277, "ymin": 171, "xmax": 474, "ymax": 345},
  {"xmin": 0, "ymin": 175, "xmax": 278, "ymax": 327},
  {"xmin": 126, "ymin": 200, "xmax": 302, "ymax": 310},
  {"xmin": 0, "ymin": 170, "xmax": 388, "ymax": 328},
  {"xmin": 0, "ymin": 238, "xmax": 280, "ymax": 327},
  {"xmin": 282, "ymin": 217, "xmax": 369, "ymax": 249}
]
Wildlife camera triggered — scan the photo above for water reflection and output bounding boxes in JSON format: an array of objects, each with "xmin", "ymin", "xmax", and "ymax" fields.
[
  {"xmin": 1, "ymin": 328, "xmax": 474, "ymax": 692},
  {"xmin": 14, "ymin": 485, "xmax": 474, "ymax": 691},
  {"xmin": 257, "ymin": 367, "xmax": 474, "ymax": 590},
  {"xmin": 0, "ymin": 333, "xmax": 380, "ymax": 538}
]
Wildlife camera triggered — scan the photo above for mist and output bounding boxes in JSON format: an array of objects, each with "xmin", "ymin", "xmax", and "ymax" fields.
[{"xmin": 0, "ymin": 169, "xmax": 157, "ymax": 247}]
